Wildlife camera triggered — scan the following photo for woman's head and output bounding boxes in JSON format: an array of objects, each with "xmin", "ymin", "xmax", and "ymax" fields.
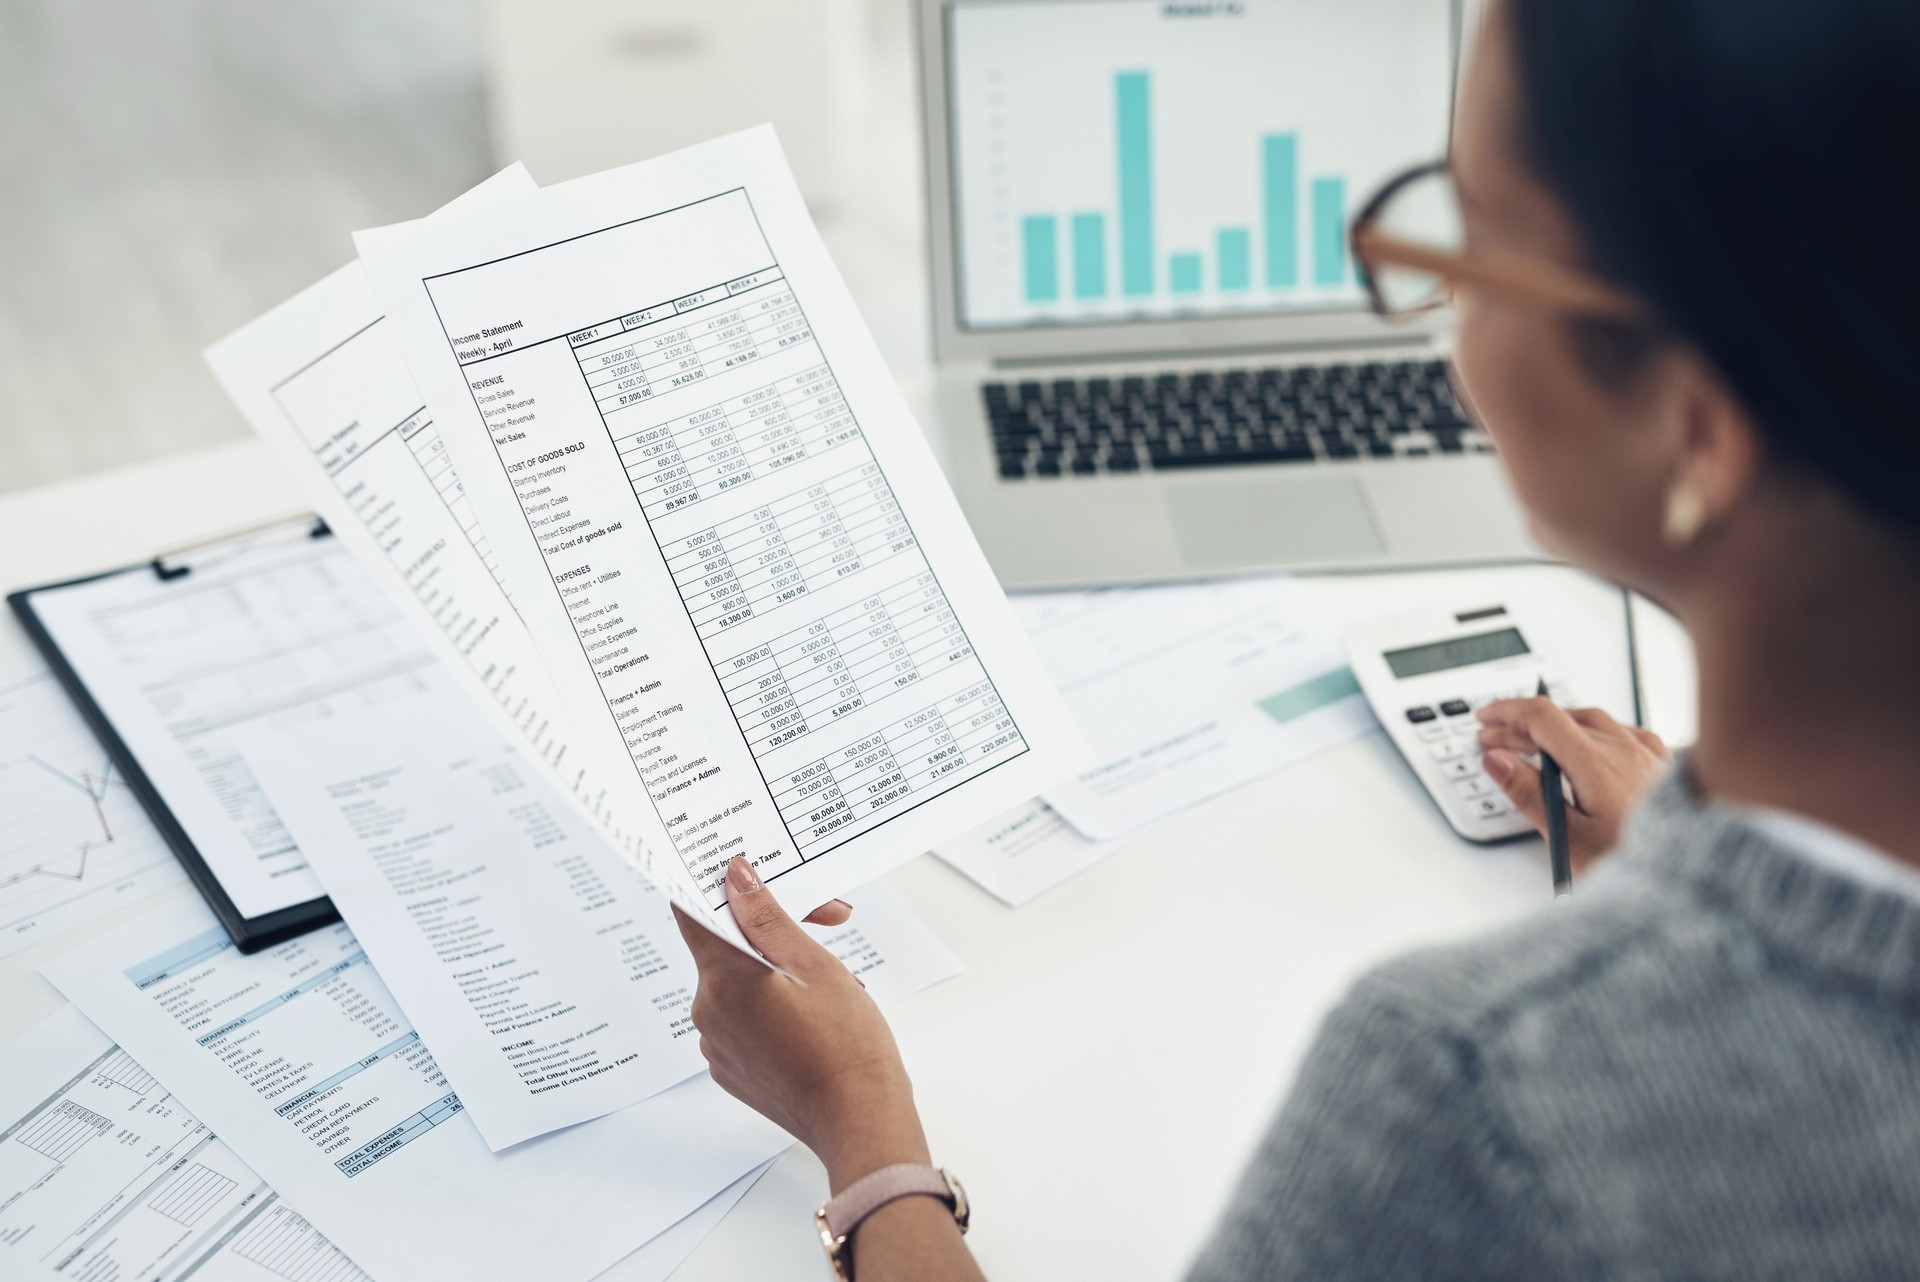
[{"xmin": 1450, "ymin": 0, "xmax": 1920, "ymax": 598}]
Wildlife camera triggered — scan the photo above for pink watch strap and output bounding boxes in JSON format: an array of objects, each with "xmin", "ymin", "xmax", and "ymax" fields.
[{"xmin": 816, "ymin": 1164, "xmax": 968, "ymax": 1279}]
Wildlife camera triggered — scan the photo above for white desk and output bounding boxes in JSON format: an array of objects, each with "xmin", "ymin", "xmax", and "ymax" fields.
[{"xmin": 0, "ymin": 440, "xmax": 1688, "ymax": 1281}]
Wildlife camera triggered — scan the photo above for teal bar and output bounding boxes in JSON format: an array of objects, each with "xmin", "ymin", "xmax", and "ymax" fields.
[
  {"xmin": 1262, "ymin": 133, "xmax": 1298, "ymax": 287},
  {"xmin": 1071, "ymin": 213, "xmax": 1106, "ymax": 299},
  {"xmin": 1257, "ymin": 666, "xmax": 1361, "ymax": 724},
  {"xmin": 1022, "ymin": 215, "xmax": 1058, "ymax": 302},
  {"xmin": 1116, "ymin": 71, "xmax": 1154, "ymax": 296},
  {"xmin": 1168, "ymin": 252, "xmax": 1203, "ymax": 294},
  {"xmin": 1216, "ymin": 228, "xmax": 1251, "ymax": 290},
  {"xmin": 1312, "ymin": 177, "xmax": 1347, "ymax": 286}
]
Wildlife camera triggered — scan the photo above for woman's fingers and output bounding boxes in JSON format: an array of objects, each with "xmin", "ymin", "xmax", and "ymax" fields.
[
  {"xmin": 1631, "ymin": 726, "xmax": 1671, "ymax": 758},
  {"xmin": 1483, "ymin": 748, "xmax": 1607, "ymax": 869},
  {"xmin": 723, "ymin": 857, "xmax": 828, "ymax": 972},
  {"xmin": 1481, "ymin": 748, "xmax": 1542, "ymax": 820},
  {"xmin": 802, "ymin": 899, "xmax": 854, "ymax": 927},
  {"xmin": 1475, "ymin": 723, "xmax": 1537, "ymax": 754},
  {"xmin": 1477, "ymin": 697, "xmax": 1607, "ymax": 771}
]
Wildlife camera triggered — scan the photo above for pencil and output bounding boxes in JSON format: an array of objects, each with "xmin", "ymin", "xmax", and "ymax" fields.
[{"xmin": 1537, "ymin": 678, "xmax": 1573, "ymax": 900}]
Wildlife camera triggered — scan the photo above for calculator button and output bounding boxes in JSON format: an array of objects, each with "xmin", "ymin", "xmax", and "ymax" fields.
[
  {"xmin": 1469, "ymin": 694, "xmax": 1495, "ymax": 709},
  {"xmin": 1406, "ymin": 706, "xmax": 1437, "ymax": 723},
  {"xmin": 1454, "ymin": 719, "xmax": 1483, "ymax": 737},
  {"xmin": 1440, "ymin": 698, "xmax": 1471, "ymax": 717},
  {"xmin": 1415, "ymin": 723, "xmax": 1449, "ymax": 742},
  {"xmin": 1428, "ymin": 739, "xmax": 1466, "ymax": 762},
  {"xmin": 1440, "ymin": 758, "xmax": 1478, "ymax": 780},
  {"xmin": 1472, "ymin": 795, "xmax": 1513, "ymax": 818},
  {"xmin": 1453, "ymin": 775, "xmax": 1493, "ymax": 799}
]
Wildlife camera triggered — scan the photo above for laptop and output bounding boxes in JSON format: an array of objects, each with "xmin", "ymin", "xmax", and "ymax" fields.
[{"xmin": 915, "ymin": 0, "xmax": 1537, "ymax": 588}]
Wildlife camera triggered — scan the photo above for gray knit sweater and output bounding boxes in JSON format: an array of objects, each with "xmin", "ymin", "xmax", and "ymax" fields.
[{"xmin": 1188, "ymin": 765, "xmax": 1920, "ymax": 1280}]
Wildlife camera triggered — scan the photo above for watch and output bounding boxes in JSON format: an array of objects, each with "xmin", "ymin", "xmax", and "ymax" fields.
[{"xmin": 815, "ymin": 1163, "xmax": 970, "ymax": 1281}]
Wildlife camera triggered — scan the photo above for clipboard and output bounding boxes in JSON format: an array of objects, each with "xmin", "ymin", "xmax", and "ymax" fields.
[{"xmin": 7, "ymin": 515, "xmax": 342, "ymax": 952}]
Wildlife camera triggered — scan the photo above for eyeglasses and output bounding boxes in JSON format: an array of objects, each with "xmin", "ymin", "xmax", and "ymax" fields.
[{"xmin": 1350, "ymin": 161, "xmax": 1647, "ymax": 322}]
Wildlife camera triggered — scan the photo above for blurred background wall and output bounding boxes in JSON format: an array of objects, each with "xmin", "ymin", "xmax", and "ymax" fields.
[{"xmin": 0, "ymin": 0, "xmax": 921, "ymax": 495}]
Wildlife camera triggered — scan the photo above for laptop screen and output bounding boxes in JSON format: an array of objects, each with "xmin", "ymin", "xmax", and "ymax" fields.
[{"xmin": 944, "ymin": 0, "xmax": 1455, "ymax": 334}]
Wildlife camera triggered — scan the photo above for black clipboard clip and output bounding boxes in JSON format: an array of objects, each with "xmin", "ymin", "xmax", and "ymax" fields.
[{"xmin": 150, "ymin": 514, "xmax": 332, "ymax": 581}]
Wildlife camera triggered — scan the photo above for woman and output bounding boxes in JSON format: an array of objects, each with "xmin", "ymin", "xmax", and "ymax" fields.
[{"xmin": 675, "ymin": 0, "xmax": 1920, "ymax": 1275}]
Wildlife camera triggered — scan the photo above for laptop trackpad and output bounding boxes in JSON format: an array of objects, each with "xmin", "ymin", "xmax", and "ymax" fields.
[{"xmin": 1166, "ymin": 477, "xmax": 1385, "ymax": 566}]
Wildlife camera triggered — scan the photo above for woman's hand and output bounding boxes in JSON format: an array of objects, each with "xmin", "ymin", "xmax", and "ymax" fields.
[
  {"xmin": 673, "ymin": 857, "xmax": 930, "ymax": 1191},
  {"xmin": 1476, "ymin": 699, "xmax": 1671, "ymax": 869}
]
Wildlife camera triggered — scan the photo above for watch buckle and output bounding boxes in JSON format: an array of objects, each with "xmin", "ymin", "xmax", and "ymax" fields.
[{"xmin": 815, "ymin": 1209, "xmax": 853, "ymax": 1281}]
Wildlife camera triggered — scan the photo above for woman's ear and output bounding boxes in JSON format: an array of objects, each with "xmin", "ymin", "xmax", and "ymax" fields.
[{"xmin": 1665, "ymin": 353, "xmax": 1762, "ymax": 544}]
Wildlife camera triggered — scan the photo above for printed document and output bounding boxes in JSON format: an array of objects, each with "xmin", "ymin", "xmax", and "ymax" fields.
[
  {"xmin": 240, "ymin": 676, "xmax": 962, "ymax": 1149},
  {"xmin": 42, "ymin": 897, "xmax": 790, "ymax": 1281},
  {"xmin": 934, "ymin": 797, "xmax": 1131, "ymax": 907},
  {"xmin": 204, "ymin": 165, "xmax": 641, "ymax": 863},
  {"xmin": 22, "ymin": 527, "xmax": 438, "ymax": 917},
  {"xmin": 0, "ymin": 1005, "xmax": 770, "ymax": 1282},
  {"xmin": 0, "ymin": 1004, "xmax": 368, "ymax": 1282},
  {"xmin": 354, "ymin": 126, "xmax": 1081, "ymax": 934},
  {"xmin": 1022, "ymin": 577, "xmax": 1376, "ymax": 840},
  {"xmin": 0, "ymin": 656, "xmax": 186, "ymax": 956}
]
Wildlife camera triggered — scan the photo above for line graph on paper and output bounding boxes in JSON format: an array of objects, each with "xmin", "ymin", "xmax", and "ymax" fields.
[{"xmin": 0, "ymin": 660, "xmax": 185, "ymax": 956}]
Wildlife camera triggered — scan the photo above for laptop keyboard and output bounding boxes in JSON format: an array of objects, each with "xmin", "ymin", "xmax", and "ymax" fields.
[{"xmin": 983, "ymin": 358, "xmax": 1488, "ymax": 479}]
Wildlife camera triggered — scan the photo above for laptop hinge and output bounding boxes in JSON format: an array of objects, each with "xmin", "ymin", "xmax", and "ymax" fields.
[{"xmin": 987, "ymin": 332, "xmax": 1441, "ymax": 371}]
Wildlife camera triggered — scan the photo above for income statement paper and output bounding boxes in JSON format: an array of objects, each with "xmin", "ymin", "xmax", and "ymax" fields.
[
  {"xmin": 42, "ymin": 897, "xmax": 790, "ymax": 1282},
  {"xmin": 239, "ymin": 678, "xmax": 962, "ymax": 1150},
  {"xmin": 355, "ymin": 126, "xmax": 1081, "ymax": 929},
  {"xmin": 0, "ymin": 1006, "xmax": 773, "ymax": 1282}
]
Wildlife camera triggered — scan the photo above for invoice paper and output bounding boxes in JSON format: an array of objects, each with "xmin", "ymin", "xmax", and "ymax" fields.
[
  {"xmin": 354, "ymin": 126, "xmax": 1083, "ymax": 937},
  {"xmin": 42, "ymin": 897, "xmax": 790, "ymax": 1282},
  {"xmin": 23, "ymin": 526, "xmax": 440, "ymax": 917},
  {"xmin": 0, "ymin": 1004, "xmax": 370, "ymax": 1282},
  {"xmin": 0, "ymin": 655, "xmax": 186, "ymax": 956},
  {"xmin": 0, "ymin": 1005, "xmax": 772, "ymax": 1282},
  {"xmin": 240, "ymin": 676, "xmax": 962, "ymax": 1150},
  {"xmin": 204, "ymin": 165, "xmax": 640, "ymax": 865},
  {"xmin": 933, "ymin": 798, "xmax": 1132, "ymax": 908},
  {"xmin": 1024, "ymin": 577, "xmax": 1377, "ymax": 840}
]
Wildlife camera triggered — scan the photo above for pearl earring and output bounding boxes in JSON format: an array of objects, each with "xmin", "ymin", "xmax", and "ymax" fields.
[{"xmin": 1662, "ymin": 479, "xmax": 1707, "ymax": 546}]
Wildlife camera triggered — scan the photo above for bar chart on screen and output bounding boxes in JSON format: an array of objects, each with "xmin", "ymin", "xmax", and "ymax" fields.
[
  {"xmin": 947, "ymin": 0, "xmax": 1453, "ymax": 328},
  {"xmin": 0, "ymin": 662, "xmax": 185, "ymax": 956}
]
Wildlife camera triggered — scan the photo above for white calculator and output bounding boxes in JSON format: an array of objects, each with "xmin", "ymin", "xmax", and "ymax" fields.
[{"xmin": 1343, "ymin": 604, "xmax": 1572, "ymax": 843}]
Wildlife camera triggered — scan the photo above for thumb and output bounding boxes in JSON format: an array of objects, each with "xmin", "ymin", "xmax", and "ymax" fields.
[
  {"xmin": 1482, "ymin": 749, "xmax": 1547, "ymax": 830},
  {"xmin": 723, "ymin": 857, "xmax": 812, "ymax": 966}
]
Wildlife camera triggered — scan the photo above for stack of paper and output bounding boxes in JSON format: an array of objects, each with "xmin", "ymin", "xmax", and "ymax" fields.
[
  {"xmin": 0, "ymin": 1005, "xmax": 767, "ymax": 1282},
  {"xmin": 936, "ymin": 577, "xmax": 1378, "ymax": 905},
  {"xmin": 9, "ymin": 126, "xmax": 1093, "ymax": 1279}
]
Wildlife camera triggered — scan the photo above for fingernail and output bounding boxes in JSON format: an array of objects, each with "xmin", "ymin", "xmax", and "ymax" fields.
[
  {"xmin": 727, "ymin": 857, "xmax": 761, "ymax": 895},
  {"xmin": 831, "ymin": 898, "xmax": 851, "ymax": 914},
  {"xmin": 1483, "ymin": 750, "xmax": 1513, "ymax": 782}
]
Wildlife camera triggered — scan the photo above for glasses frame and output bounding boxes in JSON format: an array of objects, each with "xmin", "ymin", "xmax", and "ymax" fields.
[{"xmin": 1351, "ymin": 162, "xmax": 1647, "ymax": 322}]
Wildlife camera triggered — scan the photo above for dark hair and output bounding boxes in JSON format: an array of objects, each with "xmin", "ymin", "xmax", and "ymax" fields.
[{"xmin": 1507, "ymin": 0, "xmax": 1920, "ymax": 539}]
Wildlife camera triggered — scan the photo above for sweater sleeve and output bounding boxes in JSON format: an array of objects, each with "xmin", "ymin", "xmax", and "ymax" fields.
[{"xmin": 1185, "ymin": 985, "xmax": 1577, "ymax": 1282}]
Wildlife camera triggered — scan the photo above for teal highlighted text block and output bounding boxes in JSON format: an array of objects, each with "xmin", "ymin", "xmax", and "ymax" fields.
[{"xmin": 1257, "ymin": 666, "xmax": 1361, "ymax": 724}]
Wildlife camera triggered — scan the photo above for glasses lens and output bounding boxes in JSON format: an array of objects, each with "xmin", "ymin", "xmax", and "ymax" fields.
[{"xmin": 1366, "ymin": 168, "xmax": 1464, "ymax": 315}]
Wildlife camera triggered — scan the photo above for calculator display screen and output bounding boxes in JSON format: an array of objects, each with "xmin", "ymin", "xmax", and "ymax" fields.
[{"xmin": 1383, "ymin": 628, "xmax": 1530, "ymax": 679}]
